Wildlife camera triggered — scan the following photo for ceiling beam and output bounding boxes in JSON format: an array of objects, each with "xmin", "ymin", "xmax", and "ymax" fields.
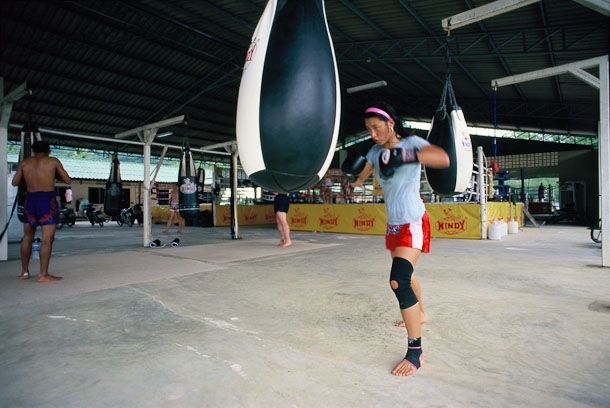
[
  {"xmin": 491, "ymin": 55, "xmax": 606, "ymax": 88},
  {"xmin": 571, "ymin": 0, "xmax": 610, "ymax": 16},
  {"xmin": 442, "ymin": 0, "xmax": 542, "ymax": 32}
]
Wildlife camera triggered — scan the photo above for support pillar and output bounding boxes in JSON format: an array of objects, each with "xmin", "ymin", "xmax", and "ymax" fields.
[
  {"xmin": 0, "ymin": 80, "xmax": 30, "ymax": 261},
  {"xmin": 477, "ymin": 146, "xmax": 487, "ymax": 239},
  {"xmin": 0, "ymin": 104, "xmax": 13, "ymax": 261},
  {"xmin": 115, "ymin": 115, "xmax": 186, "ymax": 248},
  {"xmin": 599, "ymin": 56, "xmax": 609, "ymax": 266},
  {"xmin": 229, "ymin": 146, "xmax": 241, "ymax": 239}
]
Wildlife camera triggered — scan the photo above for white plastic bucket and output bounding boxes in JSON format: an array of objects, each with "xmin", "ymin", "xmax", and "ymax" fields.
[
  {"xmin": 488, "ymin": 222, "xmax": 503, "ymax": 240},
  {"xmin": 508, "ymin": 220, "xmax": 519, "ymax": 234}
]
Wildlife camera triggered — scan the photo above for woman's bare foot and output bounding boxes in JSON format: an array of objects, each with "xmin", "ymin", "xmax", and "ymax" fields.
[
  {"xmin": 280, "ymin": 241, "xmax": 292, "ymax": 248},
  {"xmin": 278, "ymin": 240, "xmax": 284, "ymax": 247},
  {"xmin": 392, "ymin": 354, "xmax": 425, "ymax": 376},
  {"xmin": 17, "ymin": 272, "xmax": 30, "ymax": 280},
  {"xmin": 395, "ymin": 312, "xmax": 428, "ymax": 327},
  {"xmin": 37, "ymin": 274, "xmax": 62, "ymax": 283}
]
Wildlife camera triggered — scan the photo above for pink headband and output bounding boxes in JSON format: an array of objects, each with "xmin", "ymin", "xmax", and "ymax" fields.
[{"xmin": 365, "ymin": 107, "xmax": 392, "ymax": 121}]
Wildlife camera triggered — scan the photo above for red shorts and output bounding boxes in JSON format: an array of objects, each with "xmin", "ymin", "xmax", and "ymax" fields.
[{"xmin": 385, "ymin": 212, "xmax": 430, "ymax": 253}]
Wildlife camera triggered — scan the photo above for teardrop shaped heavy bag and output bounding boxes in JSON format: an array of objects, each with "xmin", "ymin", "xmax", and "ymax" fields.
[
  {"xmin": 178, "ymin": 145, "xmax": 199, "ymax": 219},
  {"xmin": 196, "ymin": 167, "xmax": 205, "ymax": 203},
  {"xmin": 17, "ymin": 123, "xmax": 41, "ymax": 222},
  {"xmin": 425, "ymin": 78, "xmax": 473, "ymax": 196},
  {"xmin": 236, "ymin": 0, "xmax": 341, "ymax": 193},
  {"xmin": 104, "ymin": 154, "xmax": 123, "ymax": 217}
]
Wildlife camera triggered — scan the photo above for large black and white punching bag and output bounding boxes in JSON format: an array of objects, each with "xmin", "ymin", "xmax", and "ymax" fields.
[
  {"xmin": 236, "ymin": 0, "xmax": 341, "ymax": 193},
  {"xmin": 196, "ymin": 166, "xmax": 205, "ymax": 203},
  {"xmin": 425, "ymin": 78, "xmax": 473, "ymax": 196},
  {"xmin": 17, "ymin": 122, "xmax": 41, "ymax": 222},
  {"xmin": 104, "ymin": 154, "xmax": 122, "ymax": 217},
  {"xmin": 178, "ymin": 145, "xmax": 199, "ymax": 219}
]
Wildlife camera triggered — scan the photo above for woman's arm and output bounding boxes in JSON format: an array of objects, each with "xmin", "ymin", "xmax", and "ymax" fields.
[
  {"xmin": 417, "ymin": 144, "xmax": 450, "ymax": 169},
  {"xmin": 349, "ymin": 162, "xmax": 374, "ymax": 189}
]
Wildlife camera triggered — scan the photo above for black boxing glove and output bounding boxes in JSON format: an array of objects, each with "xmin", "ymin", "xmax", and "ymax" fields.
[{"xmin": 379, "ymin": 147, "xmax": 418, "ymax": 177}]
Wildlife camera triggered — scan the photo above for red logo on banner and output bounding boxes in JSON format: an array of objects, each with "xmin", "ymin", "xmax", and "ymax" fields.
[
  {"xmin": 319, "ymin": 207, "xmax": 339, "ymax": 230},
  {"xmin": 353, "ymin": 208, "xmax": 376, "ymax": 231},
  {"xmin": 290, "ymin": 209, "xmax": 308, "ymax": 227},
  {"xmin": 436, "ymin": 208, "xmax": 467, "ymax": 235}
]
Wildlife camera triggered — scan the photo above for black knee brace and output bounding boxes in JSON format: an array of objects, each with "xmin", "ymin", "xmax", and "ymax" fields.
[{"xmin": 390, "ymin": 257, "xmax": 418, "ymax": 309}]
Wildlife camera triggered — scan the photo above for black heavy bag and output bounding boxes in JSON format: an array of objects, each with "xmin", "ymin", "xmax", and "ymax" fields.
[
  {"xmin": 17, "ymin": 122, "xmax": 41, "ymax": 222},
  {"xmin": 104, "ymin": 154, "xmax": 122, "ymax": 217},
  {"xmin": 196, "ymin": 166, "xmax": 205, "ymax": 203},
  {"xmin": 178, "ymin": 145, "xmax": 199, "ymax": 219},
  {"xmin": 236, "ymin": 0, "xmax": 341, "ymax": 193},
  {"xmin": 425, "ymin": 77, "xmax": 473, "ymax": 196},
  {"xmin": 341, "ymin": 151, "xmax": 367, "ymax": 182}
]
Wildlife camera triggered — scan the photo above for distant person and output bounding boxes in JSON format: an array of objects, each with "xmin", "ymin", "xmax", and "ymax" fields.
[
  {"xmin": 79, "ymin": 198, "xmax": 89, "ymax": 216},
  {"xmin": 11, "ymin": 140, "xmax": 71, "ymax": 282},
  {"xmin": 319, "ymin": 175, "xmax": 333, "ymax": 203},
  {"xmin": 164, "ymin": 184, "xmax": 183, "ymax": 234},
  {"xmin": 538, "ymin": 183, "xmax": 545, "ymax": 201},
  {"xmin": 274, "ymin": 193, "xmax": 291, "ymax": 247}
]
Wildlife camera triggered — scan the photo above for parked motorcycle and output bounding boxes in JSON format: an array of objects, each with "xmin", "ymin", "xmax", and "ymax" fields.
[
  {"xmin": 83, "ymin": 204, "xmax": 105, "ymax": 227},
  {"xmin": 116, "ymin": 206, "xmax": 136, "ymax": 227},
  {"xmin": 56, "ymin": 208, "xmax": 77, "ymax": 229}
]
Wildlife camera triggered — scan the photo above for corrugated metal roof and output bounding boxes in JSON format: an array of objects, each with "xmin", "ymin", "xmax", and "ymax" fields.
[
  {"xmin": 7, "ymin": 153, "xmax": 181, "ymax": 183},
  {"xmin": 1, "ymin": 0, "xmax": 608, "ymax": 161}
]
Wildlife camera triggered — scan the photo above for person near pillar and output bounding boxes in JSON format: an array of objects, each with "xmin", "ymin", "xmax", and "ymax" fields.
[
  {"xmin": 164, "ymin": 184, "xmax": 183, "ymax": 234},
  {"xmin": 274, "ymin": 193, "xmax": 291, "ymax": 247},
  {"xmin": 11, "ymin": 140, "xmax": 71, "ymax": 282}
]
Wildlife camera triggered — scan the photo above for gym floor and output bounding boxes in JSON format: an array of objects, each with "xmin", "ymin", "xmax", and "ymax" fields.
[{"xmin": 1, "ymin": 221, "xmax": 608, "ymax": 407}]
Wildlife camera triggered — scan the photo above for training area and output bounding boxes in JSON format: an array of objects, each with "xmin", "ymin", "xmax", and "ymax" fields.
[
  {"xmin": 1, "ymin": 0, "xmax": 609, "ymax": 407},
  {"xmin": 1, "ymin": 223, "xmax": 609, "ymax": 407}
]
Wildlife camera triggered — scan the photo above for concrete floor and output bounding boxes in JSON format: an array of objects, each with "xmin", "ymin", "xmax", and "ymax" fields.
[{"xmin": 0, "ymin": 221, "xmax": 608, "ymax": 407}]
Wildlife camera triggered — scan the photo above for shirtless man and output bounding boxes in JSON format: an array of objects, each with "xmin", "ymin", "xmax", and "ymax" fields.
[
  {"xmin": 164, "ymin": 184, "xmax": 182, "ymax": 234},
  {"xmin": 11, "ymin": 141, "xmax": 71, "ymax": 282}
]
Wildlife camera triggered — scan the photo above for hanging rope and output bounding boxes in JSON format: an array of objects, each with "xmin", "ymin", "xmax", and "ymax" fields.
[
  {"xmin": 493, "ymin": 87, "xmax": 497, "ymax": 158},
  {"xmin": 438, "ymin": 35, "xmax": 459, "ymax": 114}
]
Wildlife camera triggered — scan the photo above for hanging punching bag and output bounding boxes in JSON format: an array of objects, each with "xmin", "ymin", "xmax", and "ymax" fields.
[
  {"xmin": 236, "ymin": 0, "xmax": 341, "ymax": 193},
  {"xmin": 104, "ymin": 154, "xmax": 122, "ymax": 217},
  {"xmin": 17, "ymin": 122, "xmax": 41, "ymax": 222},
  {"xmin": 196, "ymin": 166, "xmax": 205, "ymax": 203},
  {"xmin": 178, "ymin": 145, "xmax": 199, "ymax": 219},
  {"xmin": 425, "ymin": 77, "xmax": 473, "ymax": 196}
]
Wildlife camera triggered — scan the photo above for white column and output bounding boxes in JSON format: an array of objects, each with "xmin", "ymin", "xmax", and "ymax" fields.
[
  {"xmin": 477, "ymin": 146, "xmax": 488, "ymax": 240},
  {"xmin": 0, "ymin": 104, "xmax": 13, "ymax": 261},
  {"xmin": 140, "ymin": 129, "xmax": 158, "ymax": 247},
  {"xmin": 599, "ymin": 56, "xmax": 609, "ymax": 266}
]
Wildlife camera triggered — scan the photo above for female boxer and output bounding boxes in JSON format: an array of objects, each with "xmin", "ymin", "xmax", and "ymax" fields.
[{"xmin": 350, "ymin": 102, "xmax": 449, "ymax": 376}]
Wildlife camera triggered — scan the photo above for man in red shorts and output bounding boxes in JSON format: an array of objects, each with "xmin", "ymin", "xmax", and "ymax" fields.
[{"xmin": 12, "ymin": 141, "xmax": 71, "ymax": 282}]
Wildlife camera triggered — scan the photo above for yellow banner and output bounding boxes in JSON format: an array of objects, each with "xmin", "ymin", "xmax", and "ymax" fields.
[
  {"xmin": 288, "ymin": 204, "xmax": 387, "ymax": 235},
  {"xmin": 486, "ymin": 202, "xmax": 524, "ymax": 227},
  {"xmin": 426, "ymin": 203, "xmax": 481, "ymax": 239},
  {"xmin": 215, "ymin": 204, "xmax": 276, "ymax": 226},
  {"xmin": 152, "ymin": 204, "xmax": 212, "ymax": 223},
  {"xmin": 205, "ymin": 202, "xmax": 524, "ymax": 239}
]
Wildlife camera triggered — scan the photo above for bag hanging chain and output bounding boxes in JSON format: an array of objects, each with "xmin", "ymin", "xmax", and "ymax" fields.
[{"xmin": 438, "ymin": 35, "xmax": 459, "ymax": 112}]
